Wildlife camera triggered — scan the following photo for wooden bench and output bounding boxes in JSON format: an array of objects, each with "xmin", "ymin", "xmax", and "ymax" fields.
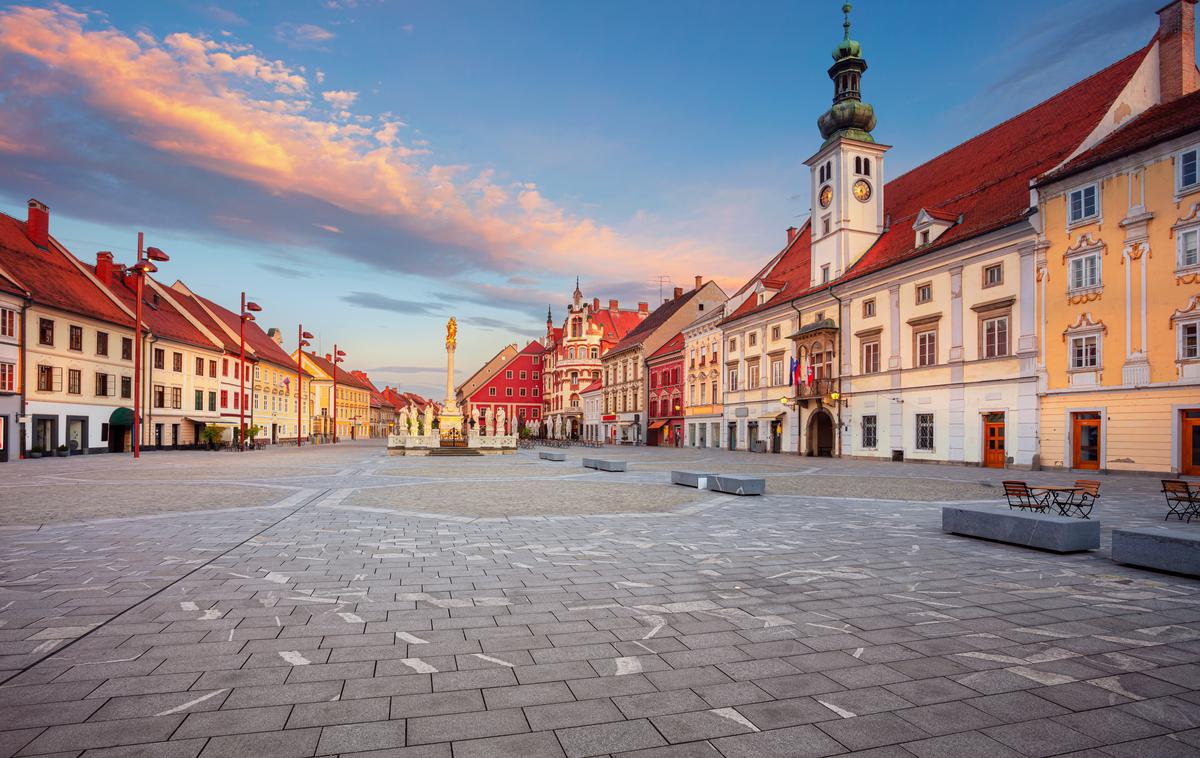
[
  {"xmin": 670, "ymin": 471, "xmax": 716, "ymax": 488},
  {"xmin": 538, "ymin": 451, "xmax": 566, "ymax": 461},
  {"xmin": 706, "ymin": 475, "xmax": 765, "ymax": 496},
  {"xmin": 582, "ymin": 458, "xmax": 626, "ymax": 472},
  {"xmin": 942, "ymin": 505, "xmax": 1099, "ymax": 553},
  {"xmin": 1112, "ymin": 528, "xmax": 1200, "ymax": 577}
]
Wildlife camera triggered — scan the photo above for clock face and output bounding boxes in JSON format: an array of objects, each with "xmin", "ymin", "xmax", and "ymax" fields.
[
  {"xmin": 818, "ymin": 185, "xmax": 833, "ymax": 209},
  {"xmin": 853, "ymin": 179, "xmax": 872, "ymax": 202}
]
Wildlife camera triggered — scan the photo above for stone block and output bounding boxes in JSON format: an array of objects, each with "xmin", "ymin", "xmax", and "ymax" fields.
[
  {"xmin": 1112, "ymin": 528, "xmax": 1200, "ymax": 577},
  {"xmin": 539, "ymin": 451, "xmax": 566, "ymax": 462},
  {"xmin": 941, "ymin": 505, "xmax": 1099, "ymax": 553},
  {"xmin": 671, "ymin": 471, "xmax": 716, "ymax": 488},
  {"xmin": 582, "ymin": 458, "xmax": 626, "ymax": 472},
  {"xmin": 707, "ymin": 475, "xmax": 765, "ymax": 496}
]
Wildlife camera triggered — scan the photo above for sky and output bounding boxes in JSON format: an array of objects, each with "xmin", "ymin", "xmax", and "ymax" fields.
[{"xmin": 0, "ymin": 0, "xmax": 1169, "ymax": 398}]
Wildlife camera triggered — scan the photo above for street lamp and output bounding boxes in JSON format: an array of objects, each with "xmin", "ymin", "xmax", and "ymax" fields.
[
  {"xmin": 131, "ymin": 233, "xmax": 169, "ymax": 459},
  {"xmin": 297, "ymin": 326, "xmax": 313, "ymax": 447},
  {"xmin": 331, "ymin": 346, "xmax": 345, "ymax": 443},
  {"xmin": 238, "ymin": 292, "xmax": 262, "ymax": 451}
]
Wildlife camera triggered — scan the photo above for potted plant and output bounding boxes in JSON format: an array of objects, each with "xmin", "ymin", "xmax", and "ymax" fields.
[
  {"xmin": 28, "ymin": 446, "xmax": 43, "ymax": 459},
  {"xmin": 56, "ymin": 444, "xmax": 69, "ymax": 458},
  {"xmin": 200, "ymin": 425, "xmax": 223, "ymax": 451}
]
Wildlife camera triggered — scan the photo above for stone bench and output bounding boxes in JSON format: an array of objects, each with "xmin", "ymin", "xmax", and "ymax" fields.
[
  {"xmin": 582, "ymin": 458, "xmax": 626, "ymax": 472},
  {"xmin": 671, "ymin": 471, "xmax": 716, "ymax": 489},
  {"xmin": 707, "ymin": 475, "xmax": 765, "ymax": 496},
  {"xmin": 941, "ymin": 505, "xmax": 1099, "ymax": 553},
  {"xmin": 1112, "ymin": 528, "xmax": 1200, "ymax": 577},
  {"xmin": 538, "ymin": 451, "xmax": 566, "ymax": 461}
]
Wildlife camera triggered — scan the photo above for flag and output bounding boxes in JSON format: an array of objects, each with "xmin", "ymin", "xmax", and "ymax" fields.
[
  {"xmin": 788, "ymin": 357, "xmax": 797, "ymax": 386},
  {"xmin": 806, "ymin": 364, "xmax": 814, "ymax": 387}
]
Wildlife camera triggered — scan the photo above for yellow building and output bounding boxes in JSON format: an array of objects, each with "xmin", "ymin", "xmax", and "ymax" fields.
[
  {"xmin": 295, "ymin": 350, "xmax": 371, "ymax": 441},
  {"xmin": 1034, "ymin": 84, "xmax": 1200, "ymax": 474},
  {"xmin": 682, "ymin": 302, "xmax": 729, "ymax": 448}
]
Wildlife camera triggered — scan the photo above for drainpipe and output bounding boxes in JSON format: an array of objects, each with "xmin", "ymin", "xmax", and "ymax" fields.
[
  {"xmin": 828, "ymin": 286, "xmax": 844, "ymax": 459},
  {"xmin": 18, "ymin": 296, "xmax": 30, "ymax": 459},
  {"xmin": 789, "ymin": 299, "xmax": 804, "ymax": 457}
]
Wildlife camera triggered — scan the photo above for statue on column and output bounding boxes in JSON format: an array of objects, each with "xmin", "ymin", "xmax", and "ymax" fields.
[
  {"xmin": 446, "ymin": 317, "xmax": 457, "ymax": 349},
  {"xmin": 497, "ymin": 408, "xmax": 507, "ymax": 437}
]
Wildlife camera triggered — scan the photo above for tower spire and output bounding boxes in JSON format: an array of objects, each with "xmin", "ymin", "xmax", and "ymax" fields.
[{"xmin": 816, "ymin": 2, "xmax": 876, "ymax": 146}]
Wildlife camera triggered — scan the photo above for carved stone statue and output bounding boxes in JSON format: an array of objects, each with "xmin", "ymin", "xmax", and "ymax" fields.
[
  {"xmin": 423, "ymin": 404, "xmax": 433, "ymax": 435},
  {"xmin": 490, "ymin": 408, "xmax": 499, "ymax": 437},
  {"xmin": 484, "ymin": 407, "xmax": 493, "ymax": 436},
  {"xmin": 446, "ymin": 317, "xmax": 457, "ymax": 350},
  {"xmin": 471, "ymin": 406, "xmax": 479, "ymax": 431},
  {"xmin": 552, "ymin": 415, "xmax": 560, "ymax": 440},
  {"xmin": 497, "ymin": 408, "xmax": 507, "ymax": 436}
]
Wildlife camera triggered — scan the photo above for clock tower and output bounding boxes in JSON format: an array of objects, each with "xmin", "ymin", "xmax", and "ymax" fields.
[{"xmin": 804, "ymin": 3, "xmax": 888, "ymax": 287}]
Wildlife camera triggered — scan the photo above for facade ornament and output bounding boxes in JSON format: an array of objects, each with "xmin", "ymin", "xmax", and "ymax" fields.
[
  {"xmin": 1122, "ymin": 241, "xmax": 1148, "ymax": 262},
  {"xmin": 1061, "ymin": 232, "xmax": 1106, "ymax": 262},
  {"xmin": 1169, "ymin": 294, "xmax": 1200, "ymax": 329},
  {"xmin": 1067, "ymin": 291, "xmax": 1102, "ymax": 305},
  {"xmin": 1062, "ymin": 312, "xmax": 1107, "ymax": 341}
]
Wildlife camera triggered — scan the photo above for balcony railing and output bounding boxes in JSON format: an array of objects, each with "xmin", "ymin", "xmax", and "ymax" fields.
[{"xmin": 796, "ymin": 377, "xmax": 836, "ymax": 398}]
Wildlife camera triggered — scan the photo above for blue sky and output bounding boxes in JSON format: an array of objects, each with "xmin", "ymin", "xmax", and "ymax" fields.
[{"xmin": 0, "ymin": 0, "xmax": 1168, "ymax": 398}]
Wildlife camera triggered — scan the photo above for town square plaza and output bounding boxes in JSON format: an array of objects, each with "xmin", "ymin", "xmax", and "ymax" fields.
[{"xmin": 0, "ymin": 440, "xmax": 1197, "ymax": 758}]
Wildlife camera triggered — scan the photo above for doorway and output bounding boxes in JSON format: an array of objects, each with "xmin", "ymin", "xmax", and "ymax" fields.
[
  {"xmin": 1071, "ymin": 411, "xmax": 1102, "ymax": 470},
  {"xmin": 770, "ymin": 418, "xmax": 782, "ymax": 454},
  {"xmin": 33, "ymin": 415, "xmax": 56, "ymax": 452},
  {"xmin": 727, "ymin": 422, "xmax": 737, "ymax": 451},
  {"xmin": 807, "ymin": 411, "xmax": 834, "ymax": 457},
  {"xmin": 983, "ymin": 412, "xmax": 1006, "ymax": 468},
  {"xmin": 1182, "ymin": 409, "xmax": 1200, "ymax": 476}
]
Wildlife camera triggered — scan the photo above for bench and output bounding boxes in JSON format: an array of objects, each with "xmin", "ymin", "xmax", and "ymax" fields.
[
  {"xmin": 1112, "ymin": 528, "xmax": 1200, "ymax": 577},
  {"xmin": 538, "ymin": 451, "xmax": 566, "ymax": 461},
  {"xmin": 671, "ymin": 471, "xmax": 716, "ymax": 489},
  {"xmin": 941, "ymin": 505, "xmax": 1099, "ymax": 553},
  {"xmin": 582, "ymin": 458, "xmax": 626, "ymax": 472},
  {"xmin": 706, "ymin": 475, "xmax": 765, "ymax": 496}
]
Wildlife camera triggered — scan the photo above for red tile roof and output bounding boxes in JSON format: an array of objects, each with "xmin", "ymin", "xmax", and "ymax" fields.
[
  {"xmin": 88, "ymin": 267, "xmax": 218, "ymax": 352},
  {"xmin": 610, "ymin": 288, "xmax": 706, "ymax": 355},
  {"xmin": 302, "ymin": 350, "xmax": 373, "ymax": 390},
  {"xmin": 1036, "ymin": 88, "xmax": 1200, "ymax": 186},
  {"xmin": 647, "ymin": 331, "xmax": 685, "ymax": 361},
  {"xmin": 591, "ymin": 308, "xmax": 646, "ymax": 349},
  {"xmin": 725, "ymin": 43, "xmax": 1150, "ymax": 324},
  {"xmin": 579, "ymin": 379, "xmax": 603, "ymax": 394},
  {"xmin": 0, "ymin": 269, "xmax": 28, "ymax": 298},
  {"xmin": 169, "ymin": 283, "xmax": 244, "ymax": 354},
  {"xmin": 197, "ymin": 294, "xmax": 307, "ymax": 371},
  {"xmin": 0, "ymin": 211, "xmax": 132, "ymax": 326},
  {"xmin": 518, "ymin": 339, "xmax": 545, "ymax": 356}
]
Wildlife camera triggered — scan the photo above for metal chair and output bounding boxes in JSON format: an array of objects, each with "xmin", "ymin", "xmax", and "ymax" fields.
[
  {"xmin": 1062, "ymin": 479, "xmax": 1100, "ymax": 519},
  {"xmin": 1161, "ymin": 480, "xmax": 1199, "ymax": 522},
  {"xmin": 1003, "ymin": 480, "xmax": 1051, "ymax": 512}
]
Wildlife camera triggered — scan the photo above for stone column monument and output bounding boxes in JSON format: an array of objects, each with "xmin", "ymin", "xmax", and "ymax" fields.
[{"xmin": 438, "ymin": 317, "xmax": 464, "ymax": 435}]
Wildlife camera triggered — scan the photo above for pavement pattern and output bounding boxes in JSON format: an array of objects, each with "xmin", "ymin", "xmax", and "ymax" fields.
[{"xmin": 0, "ymin": 441, "xmax": 1198, "ymax": 757}]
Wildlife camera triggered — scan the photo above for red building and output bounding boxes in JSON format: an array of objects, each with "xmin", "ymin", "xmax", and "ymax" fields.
[
  {"xmin": 646, "ymin": 331, "xmax": 685, "ymax": 447},
  {"xmin": 458, "ymin": 340, "xmax": 543, "ymax": 434}
]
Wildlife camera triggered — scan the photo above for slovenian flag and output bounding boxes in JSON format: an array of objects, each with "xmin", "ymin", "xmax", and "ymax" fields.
[{"xmin": 789, "ymin": 357, "xmax": 797, "ymax": 386}]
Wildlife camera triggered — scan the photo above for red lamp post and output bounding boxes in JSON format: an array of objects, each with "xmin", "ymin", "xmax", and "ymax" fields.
[
  {"xmin": 331, "ymin": 345, "xmax": 345, "ymax": 443},
  {"xmin": 130, "ymin": 233, "xmax": 169, "ymax": 459},
  {"xmin": 238, "ymin": 292, "xmax": 262, "ymax": 451},
  {"xmin": 297, "ymin": 326, "xmax": 313, "ymax": 446}
]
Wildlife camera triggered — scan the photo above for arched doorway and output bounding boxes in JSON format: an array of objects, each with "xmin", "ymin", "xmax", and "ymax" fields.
[
  {"xmin": 807, "ymin": 410, "xmax": 834, "ymax": 457},
  {"xmin": 109, "ymin": 407, "xmax": 134, "ymax": 453}
]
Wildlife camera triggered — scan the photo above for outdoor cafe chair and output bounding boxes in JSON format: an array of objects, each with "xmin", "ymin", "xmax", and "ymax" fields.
[
  {"xmin": 1003, "ymin": 480, "xmax": 1051, "ymax": 512},
  {"xmin": 1161, "ymin": 479, "xmax": 1199, "ymax": 522}
]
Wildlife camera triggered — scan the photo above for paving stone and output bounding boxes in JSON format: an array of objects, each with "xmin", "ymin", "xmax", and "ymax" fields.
[
  {"xmin": 524, "ymin": 699, "xmax": 626, "ymax": 732},
  {"xmin": 902, "ymin": 731, "xmax": 1023, "ymax": 758},
  {"xmin": 815, "ymin": 686, "xmax": 914, "ymax": 717},
  {"xmin": 174, "ymin": 705, "xmax": 291, "ymax": 738},
  {"xmin": 484, "ymin": 681, "xmax": 575, "ymax": 710},
  {"xmin": 1052, "ymin": 707, "xmax": 1170, "ymax": 744},
  {"xmin": 198, "ymin": 727, "xmax": 320, "ymax": 758},
  {"xmin": 80, "ymin": 738, "xmax": 208, "ymax": 757},
  {"xmin": 965, "ymin": 691, "xmax": 1072, "ymax": 723},
  {"xmin": 390, "ymin": 689, "xmax": 486, "ymax": 718},
  {"xmin": 432, "ymin": 667, "xmax": 517, "ymax": 691},
  {"xmin": 343, "ymin": 673, "xmax": 432, "ymax": 699},
  {"xmin": 315, "ymin": 720, "xmax": 407, "ymax": 755},
  {"xmin": 555, "ymin": 718, "xmax": 666, "ymax": 758},
  {"xmin": 693, "ymin": 681, "xmax": 774, "ymax": 708},
  {"xmin": 612, "ymin": 689, "xmax": 709, "ymax": 719},
  {"xmin": 709, "ymin": 724, "xmax": 847, "ymax": 758},
  {"xmin": 981, "ymin": 718, "xmax": 1102, "ymax": 758},
  {"xmin": 650, "ymin": 709, "xmax": 758, "ymax": 742},
  {"xmin": 735, "ymin": 696, "xmax": 838, "ymax": 729},
  {"xmin": 221, "ymin": 680, "xmax": 343, "ymax": 709},
  {"xmin": 817, "ymin": 712, "xmax": 930, "ymax": 750},
  {"xmin": 286, "ymin": 696, "xmax": 389, "ymax": 728},
  {"xmin": 15, "ymin": 715, "xmax": 185, "ymax": 754},
  {"xmin": 894, "ymin": 701, "xmax": 1001, "ymax": 736},
  {"xmin": 408, "ymin": 707, "xmax": 529, "ymax": 745},
  {"xmin": 883, "ymin": 676, "xmax": 978, "ymax": 705},
  {"xmin": 453, "ymin": 731, "xmax": 566, "ymax": 758},
  {"xmin": 610, "ymin": 742, "xmax": 724, "ymax": 758}
]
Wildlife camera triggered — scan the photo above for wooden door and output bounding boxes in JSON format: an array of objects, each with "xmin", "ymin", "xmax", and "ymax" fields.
[
  {"xmin": 1072, "ymin": 412, "xmax": 1101, "ymax": 470},
  {"xmin": 983, "ymin": 413, "xmax": 1005, "ymax": 468},
  {"xmin": 1183, "ymin": 410, "xmax": 1200, "ymax": 476}
]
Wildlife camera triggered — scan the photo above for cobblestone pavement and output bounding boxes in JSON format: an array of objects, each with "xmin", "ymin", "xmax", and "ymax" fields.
[{"xmin": 0, "ymin": 442, "xmax": 1198, "ymax": 757}]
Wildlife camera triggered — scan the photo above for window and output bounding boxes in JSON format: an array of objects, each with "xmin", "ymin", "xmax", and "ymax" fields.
[
  {"xmin": 195, "ymin": 389, "xmax": 204, "ymax": 410},
  {"xmin": 729, "ymin": 337, "xmax": 737, "ymax": 352},
  {"xmin": 0, "ymin": 362, "xmax": 14, "ymax": 392},
  {"xmin": 121, "ymin": 376, "xmax": 132, "ymax": 398},
  {"xmin": 1069, "ymin": 335, "xmax": 1099, "ymax": 369},
  {"xmin": 222, "ymin": 358, "xmax": 229, "ymax": 376},
  {"xmin": 193, "ymin": 357, "xmax": 203, "ymax": 376},
  {"xmin": 69, "ymin": 325, "xmax": 82, "ymax": 351},
  {"xmin": 728, "ymin": 368, "xmax": 739, "ymax": 392},
  {"xmin": 1181, "ymin": 322, "xmax": 1200, "ymax": 360},
  {"xmin": 220, "ymin": 389, "xmax": 228, "ymax": 407},
  {"xmin": 96, "ymin": 331, "xmax": 108, "ymax": 356},
  {"xmin": 711, "ymin": 382, "xmax": 718, "ymax": 404},
  {"xmin": 489, "ymin": 387, "xmax": 497, "ymax": 396},
  {"xmin": 771, "ymin": 359, "xmax": 784, "ymax": 386},
  {"xmin": 915, "ymin": 413, "xmax": 934, "ymax": 451},
  {"xmin": 95, "ymin": 372, "xmax": 110, "ymax": 396},
  {"xmin": 1179, "ymin": 229, "xmax": 1200, "ymax": 270},
  {"xmin": 748, "ymin": 333, "xmax": 757, "ymax": 348},
  {"xmin": 590, "ymin": 347, "xmax": 599, "ymax": 359},
  {"xmin": 122, "ymin": 337, "xmax": 133, "ymax": 361},
  {"xmin": 919, "ymin": 230, "xmax": 930, "ymax": 246},
  {"xmin": 37, "ymin": 364, "xmax": 57, "ymax": 391},
  {"xmin": 821, "ymin": 264, "xmax": 830, "ymax": 283},
  {"xmin": 863, "ymin": 299, "xmax": 875, "ymax": 318},
  {"xmin": 1180, "ymin": 147, "xmax": 1198, "ymax": 192},
  {"xmin": 39, "ymin": 318, "xmax": 54, "ymax": 346},
  {"xmin": 67, "ymin": 369, "xmax": 81, "ymax": 394},
  {"xmin": 506, "ymin": 387, "xmax": 513, "ymax": 397},
  {"xmin": 533, "ymin": 355, "xmax": 540, "ymax": 364},
  {"xmin": 983, "ymin": 263, "xmax": 1003, "ymax": 287},
  {"xmin": 862, "ymin": 340, "xmax": 880, "ymax": 374},
  {"xmin": 154, "ymin": 348, "xmax": 165, "ymax": 370},
  {"xmin": 916, "ymin": 329, "xmax": 937, "ymax": 367},
  {"xmin": 862, "ymin": 415, "xmax": 877, "ymax": 448},
  {"xmin": 982, "ymin": 316, "xmax": 1009, "ymax": 358},
  {"xmin": 152, "ymin": 385, "xmax": 165, "ymax": 408},
  {"xmin": 916, "ymin": 283, "xmax": 932, "ymax": 304},
  {"xmin": 209, "ymin": 360, "xmax": 217, "ymax": 378},
  {"xmin": 822, "ymin": 217, "xmax": 831, "ymax": 236},
  {"xmin": 1068, "ymin": 253, "xmax": 1101, "ymax": 290},
  {"xmin": 519, "ymin": 370, "xmax": 527, "ymax": 379},
  {"xmin": 233, "ymin": 392, "xmax": 239, "ymax": 409},
  {"xmin": 519, "ymin": 387, "xmax": 527, "ymax": 397},
  {"xmin": 172, "ymin": 352, "xmax": 183, "ymax": 372},
  {"xmin": 1068, "ymin": 184, "xmax": 1099, "ymax": 224},
  {"xmin": 0, "ymin": 308, "xmax": 14, "ymax": 338},
  {"xmin": 748, "ymin": 363, "xmax": 760, "ymax": 389},
  {"xmin": 209, "ymin": 392, "xmax": 217, "ymax": 411},
  {"xmin": 771, "ymin": 325, "xmax": 781, "ymax": 341}
]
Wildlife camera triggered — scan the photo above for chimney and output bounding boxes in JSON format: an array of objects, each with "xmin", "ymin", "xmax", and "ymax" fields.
[
  {"xmin": 673, "ymin": 286, "xmax": 684, "ymax": 300},
  {"xmin": 267, "ymin": 327, "xmax": 283, "ymax": 345},
  {"xmin": 694, "ymin": 275, "xmax": 703, "ymax": 290},
  {"xmin": 609, "ymin": 299, "xmax": 619, "ymax": 311},
  {"xmin": 26, "ymin": 199, "xmax": 48, "ymax": 248},
  {"xmin": 638, "ymin": 301, "xmax": 649, "ymax": 313},
  {"xmin": 95, "ymin": 251, "xmax": 114, "ymax": 283},
  {"xmin": 1157, "ymin": 0, "xmax": 1198, "ymax": 102},
  {"xmin": 593, "ymin": 297, "xmax": 600, "ymax": 311},
  {"xmin": 325, "ymin": 353, "xmax": 332, "ymax": 361},
  {"xmin": 786, "ymin": 226, "xmax": 798, "ymax": 244}
]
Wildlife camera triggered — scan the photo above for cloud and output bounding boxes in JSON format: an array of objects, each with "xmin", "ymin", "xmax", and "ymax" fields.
[
  {"xmin": 200, "ymin": 5, "xmax": 246, "ymax": 26},
  {"xmin": 363, "ymin": 365, "xmax": 443, "ymax": 374},
  {"xmin": 340, "ymin": 291, "xmax": 440, "ymax": 315},
  {"xmin": 321, "ymin": 89, "xmax": 358, "ymax": 109},
  {"xmin": 314, "ymin": 223, "xmax": 341, "ymax": 233},
  {"xmin": 258, "ymin": 261, "xmax": 311, "ymax": 279},
  {"xmin": 274, "ymin": 22, "xmax": 334, "ymax": 49},
  {"xmin": 0, "ymin": 3, "xmax": 750, "ymax": 289}
]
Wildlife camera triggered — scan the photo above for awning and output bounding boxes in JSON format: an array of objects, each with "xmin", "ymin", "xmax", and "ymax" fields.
[
  {"xmin": 109, "ymin": 407, "xmax": 134, "ymax": 426},
  {"xmin": 648, "ymin": 420, "xmax": 669, "ymax": 431},
  {"xmin": 758, "ymin": 412, "xmax": 785, "ymax": 420}
]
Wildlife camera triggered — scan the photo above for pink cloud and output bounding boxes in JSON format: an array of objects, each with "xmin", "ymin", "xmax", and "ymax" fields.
[{"xmin": 0, "ymin": 4, "xmax": 747, "ymax": 285}]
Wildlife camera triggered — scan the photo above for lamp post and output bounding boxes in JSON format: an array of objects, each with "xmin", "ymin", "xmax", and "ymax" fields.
[
  {"xmin": 297, "ymin": 326, "xmax": 313, "ymax": 446},
  {"xmin": 331, "ymin": 345, "xmax": 345, "ymax": 443},
  {"xmin": 238, "ymin": 292, "xmax": 262, "ymax": 451},
  {"xmin": 130, "ymin": 233, "xmax": 169, "ymax": 459}
]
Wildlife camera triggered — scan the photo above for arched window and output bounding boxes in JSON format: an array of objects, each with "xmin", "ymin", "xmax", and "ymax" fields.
[
  {"xmin": 590, "ymin": 346, "xmax": 599, "ymax": 359},
  {"xmin": 854, "ymin": 156, "xmax": 861, "ymax": 174},
  {"xmin": 568, "ymin": 347, "xmax": 575, "ymax": 360},
  {"xmin": 863, "ymin": 158, "xmax": 870, "ymax": 176}
]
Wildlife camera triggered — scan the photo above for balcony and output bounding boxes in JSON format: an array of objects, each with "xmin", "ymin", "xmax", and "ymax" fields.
[{"xmin": 795, "ymin": 377, "xmax": 836, "ymax": 401}]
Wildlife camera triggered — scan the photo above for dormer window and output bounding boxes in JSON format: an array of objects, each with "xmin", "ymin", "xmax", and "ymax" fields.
[
  {"xmin": 1179, "ymin": 147, "xmax": 1199, "ymax": 194},
  {"xmin": 920, "ymin": 230, "xmax": 930, "ymax": 246},
  {"xmin": 1067, "ymin": 183, "xmax": 1099, "ymax": 226},
  {"xmin": 912, "ymin": 208, "xmax": 955, "ymax": 248}
]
